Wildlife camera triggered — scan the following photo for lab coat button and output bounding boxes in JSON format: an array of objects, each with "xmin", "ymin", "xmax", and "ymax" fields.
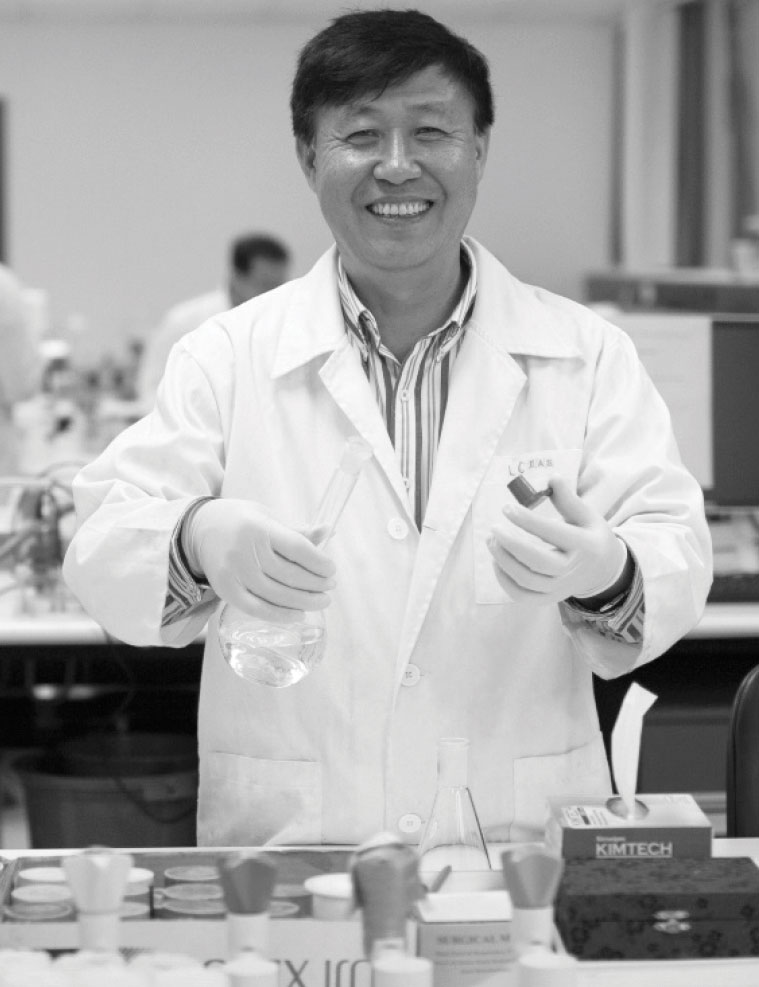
[
  {"xmin": 401, "ymin": 664, "xmax": 422, "ymax": 688},
  {"xmin": 387, "ymin": 517, "xmax": 409, "ymax": 540},
  {"xmin": 398, "ymin": 813, "xmax": 422, "ymax": 834},
  {"xmin": 402, "ymin": 664, "xmax": 421, "ymax": 687}
]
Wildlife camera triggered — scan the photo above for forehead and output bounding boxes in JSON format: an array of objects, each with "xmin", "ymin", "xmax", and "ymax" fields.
[{"xmin": 321, "ymin": 65, "xmax": 474, "ymax": 123}]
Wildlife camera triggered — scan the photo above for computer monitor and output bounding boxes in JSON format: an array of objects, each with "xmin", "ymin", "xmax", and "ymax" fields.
[
  {"xmin": 708, "ymin": 318, "xmax": 759, "ymax": 509},
  {"xmin": 590, "ymin": 309, "xmax": 759, "ymax": 511}
]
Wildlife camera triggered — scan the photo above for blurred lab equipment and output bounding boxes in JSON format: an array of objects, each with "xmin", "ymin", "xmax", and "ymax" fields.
[
  {"xmin": 0, "ymin": 468, "xmax": 78, "ymax": 614},
  {"xmin": 217, "ymin": 436, "xmax": 372, "ymax": 687}
]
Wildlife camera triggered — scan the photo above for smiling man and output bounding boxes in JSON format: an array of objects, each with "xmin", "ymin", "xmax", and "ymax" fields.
[{"xmin": 64, "ymin": 10, "xmax": 711, "ymax": 848}]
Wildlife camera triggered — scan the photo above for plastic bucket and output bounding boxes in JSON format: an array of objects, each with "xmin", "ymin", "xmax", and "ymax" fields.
[{"xmin": 13, "ymin": 734, "xmax": 198, "ymax": 849}]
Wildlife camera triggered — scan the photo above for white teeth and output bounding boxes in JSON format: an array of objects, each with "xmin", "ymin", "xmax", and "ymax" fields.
[{"xmin": 370, "ymin": 201, "xmax": 431, "ymax": 217}]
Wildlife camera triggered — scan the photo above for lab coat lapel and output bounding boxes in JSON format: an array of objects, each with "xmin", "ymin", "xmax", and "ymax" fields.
[
  {"xmin": 319, "ymin": 343, "xmax": 411, "ymax": 513},
  {"xmin": 392, "ymin": 237, "xmax": 582, "ymax": 682},
  {"xmin": 273, "ymin": 247, "xmax": 414, "ymax": 514},
  {"xmin": 394, "ymin": 322, "xmax": 527, "ymax": 680}
]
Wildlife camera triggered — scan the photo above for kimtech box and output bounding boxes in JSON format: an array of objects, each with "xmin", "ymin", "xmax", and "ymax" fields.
[{"xmin": 545, "ymin": 793, "xmax": 712, "ymax": 860}]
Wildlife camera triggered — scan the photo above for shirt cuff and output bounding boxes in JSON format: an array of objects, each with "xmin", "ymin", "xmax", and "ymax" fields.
[
  {"xmin": 564, "ymin": 555, "xmax": 645, "ymax": 645},
  {"xmin": 162, "ymin": 496, "xmax": 216, "ymax": 627}
]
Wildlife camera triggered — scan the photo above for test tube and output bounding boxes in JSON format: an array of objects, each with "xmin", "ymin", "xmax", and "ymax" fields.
[{"xmin": 309, "ymin": 437, "xmax": 372, "ymax": 545}]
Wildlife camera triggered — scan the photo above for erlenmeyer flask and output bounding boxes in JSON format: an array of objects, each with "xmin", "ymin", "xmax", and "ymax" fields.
[{"xmin": 417, "ymin": 737, "xmax": 491, "ymax": 871}]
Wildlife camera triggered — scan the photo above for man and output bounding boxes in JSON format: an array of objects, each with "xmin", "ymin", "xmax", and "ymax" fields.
[
  {"xmin": 136, "ymin": 232, "xmax": 291, "ymax": 405},
  {"xmin": 64, "ymin": 10, "xmax": 711, "ymax": 847}
]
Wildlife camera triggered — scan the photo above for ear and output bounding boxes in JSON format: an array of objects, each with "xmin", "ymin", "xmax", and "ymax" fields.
[
  {"xmin": 474, "ymin": 128, "xmax": 490, "ymax": 183},
  {"xmin": 296, "ymin": 137, "xmax": 318, "ymax": 189}
]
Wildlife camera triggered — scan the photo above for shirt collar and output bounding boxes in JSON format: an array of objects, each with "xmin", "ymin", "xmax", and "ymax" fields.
[{"xmin": 337, "ymin": 241, "xmax": 477, "ymax": 361}]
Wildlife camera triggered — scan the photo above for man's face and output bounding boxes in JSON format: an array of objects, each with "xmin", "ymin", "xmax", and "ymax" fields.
[
  {"xmin": 297, "ymin": 65, "xmax": 489, "ymax": 285},
  {"xmin": 230, "ymin": 257, "xmax": 290, "ymax": 306}
]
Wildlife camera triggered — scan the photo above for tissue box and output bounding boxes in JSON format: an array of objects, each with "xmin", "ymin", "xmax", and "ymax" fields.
[
  {"xmin": 555, "ymin": 856, "xmax": 759, "ymax": 960},
  {"xmin": 545, "ymin": 793, "xmax": 712, "ymax": 859}
]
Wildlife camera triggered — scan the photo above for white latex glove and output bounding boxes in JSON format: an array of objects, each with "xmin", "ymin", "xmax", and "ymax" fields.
[
  {"xmin": 486, "ymin": 475, "xmax": 628, "ymax": 605},
  {"xmin": 182, "ymin": 498, "xmax": 336, "ymax": 622}
]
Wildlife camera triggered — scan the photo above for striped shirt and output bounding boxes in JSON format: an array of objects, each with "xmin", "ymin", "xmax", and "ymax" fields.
[
  {"xmin": 162, "ymin": 245, "xmax": 645, "ymax": 644},
  {"xmin": 337, "ymin": 242, "xmax": 476, "ymax": 529}
]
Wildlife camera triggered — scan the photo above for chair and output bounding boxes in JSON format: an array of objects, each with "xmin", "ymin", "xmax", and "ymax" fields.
[{"xmin": 726, "ymin": 663, "xmax": 759, "ymax": 837}]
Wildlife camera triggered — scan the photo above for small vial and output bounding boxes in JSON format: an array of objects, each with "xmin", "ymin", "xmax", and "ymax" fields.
[{"xmin": 508, "ymin": 475, "xmax": 552, "ymax": 509}]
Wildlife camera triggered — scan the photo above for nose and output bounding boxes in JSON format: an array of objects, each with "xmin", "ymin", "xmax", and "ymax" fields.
[{"xmin": 373, "ymin": 132, "xmax": 422, "ymax": 184}]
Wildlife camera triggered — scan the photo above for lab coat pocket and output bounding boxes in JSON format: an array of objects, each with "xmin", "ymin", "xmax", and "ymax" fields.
[
  {"xmin": 511, "ymin": 732, "xmax": 611, "ymax": 841},
  {"xmin": 199, "ymin": 751, "xmax": 322, "ymax": 846},
  {"xmin": 472, "ymin": 448, "xmax": 582, "ymax": 604}
]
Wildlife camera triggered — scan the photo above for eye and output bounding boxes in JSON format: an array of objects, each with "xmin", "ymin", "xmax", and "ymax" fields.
[
  {"xmin": 416, "ymin": 127, "xmax": 447, "ymax": 139},
  {"xmin": 345, "ymin": 130, "xmax": 378, "ymax": 145}
]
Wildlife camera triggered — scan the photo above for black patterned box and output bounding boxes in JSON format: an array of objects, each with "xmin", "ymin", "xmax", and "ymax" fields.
[{"xmin": 555, "ymin": 857, "xmax": 759, "ymax": 960}]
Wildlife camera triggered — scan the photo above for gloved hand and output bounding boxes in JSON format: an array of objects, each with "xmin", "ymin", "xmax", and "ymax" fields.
[
  {"xmin": 182, "ymin": 499, "xmax": 336, "ymax": 622},
  {"xmin": 486, "ymin": 475, "xmax": 628, "ymax": 605}
]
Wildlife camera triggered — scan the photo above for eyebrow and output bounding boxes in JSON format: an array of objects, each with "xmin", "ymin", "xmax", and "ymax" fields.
[{"xmin": 343, "ymin": 98, "xmax": 451, "ymax": 117}]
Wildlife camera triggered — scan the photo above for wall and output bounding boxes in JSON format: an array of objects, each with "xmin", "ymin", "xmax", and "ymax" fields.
[{"xmin": 0, "ymin": 12, "xmax": 614, "ymax": 363}]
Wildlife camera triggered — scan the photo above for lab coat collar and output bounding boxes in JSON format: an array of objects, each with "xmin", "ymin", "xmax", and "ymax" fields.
[
  {"xmin": 270, "ymin": 238, "xmax": 581, "ymax": 379},
  {"xmin": 271, "ymin": 247, "xmax": 348, "ymax": 379},
  {"xmin": 463, "ymin": 237, "xmax": 582, "ymax": 361}
]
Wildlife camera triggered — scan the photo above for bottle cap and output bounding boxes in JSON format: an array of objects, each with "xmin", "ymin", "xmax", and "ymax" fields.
[
  {"xmin": 501, "ymin": 848, "xmax": 564, "ymax": 908},
  {"xmin": 217, "ymin": 854, "xmax": 277, "ymax": 914},
  {"xmin": 372, "ymin": 953, "xmax": 432, "ymax": 986},
  {"xmin": 224, "ymin": 952, "xmax": 279, "ymax": 987},
  {"xmin": 515, "ymin": 951, "xmax": 579, "ymax": 987},
  {"xmin": 351, "ymin": 835, "xmax": 426, "ymax": 956}
]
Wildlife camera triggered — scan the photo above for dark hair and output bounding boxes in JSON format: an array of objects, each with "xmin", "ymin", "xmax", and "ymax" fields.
[
  {"xmin": 290, "ymin": 9, "xmax": 494, "ymax": 145},
  {"xmin": 230, "ymin": 233, "xmax": 290, "ymax": 275}
]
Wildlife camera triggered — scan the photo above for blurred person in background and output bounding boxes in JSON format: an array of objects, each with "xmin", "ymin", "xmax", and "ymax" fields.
[
  {"xmin": 137, "ymin": 232, "xmax": 291, "ymax": 406},
  {"xmin": 0, "ymin": 263, "xmax": 42, "ymax": 476}
]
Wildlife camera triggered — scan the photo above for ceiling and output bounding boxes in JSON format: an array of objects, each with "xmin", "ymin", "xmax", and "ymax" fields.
[{"xmin": 0, "ymin": 0, "xmax": 649, "ymax": 23}]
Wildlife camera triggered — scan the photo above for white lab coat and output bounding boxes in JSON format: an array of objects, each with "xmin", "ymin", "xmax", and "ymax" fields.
[{"xmin": 63, "ymin": 239, "xmax": 711, "ymax": 847}]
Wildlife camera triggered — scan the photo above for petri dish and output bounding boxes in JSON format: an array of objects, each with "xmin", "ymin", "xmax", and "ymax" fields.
[
  {"xmin": 162, "ymin": 882, "xmax": 223, "ymax": 901},
  {"xmin": 11, "ymin": 884, "xmax": 72, "ymax": 904},
  {"xmin": 4, "ymin": 902, "xmax": 74, "ymax": 922},
  {"xmin": 16, "ymin": 867, "xmax": 67, "ymax": 886},
  {"xmin": 159, "ymin": 898, "xmax": 227, "ymax": 919},
  {"xmin": 163, "ymin": 865, "xmax": 218, "ymax": 885}
]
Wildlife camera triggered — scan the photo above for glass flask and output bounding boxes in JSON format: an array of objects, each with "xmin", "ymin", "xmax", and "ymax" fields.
[
  {"xmin": 417, "ymin": 737, "xmax": 491, "ymax": 871},
  {"xmin": 217, "ymin": 437, "xmax": 372, "ymax": 688}
]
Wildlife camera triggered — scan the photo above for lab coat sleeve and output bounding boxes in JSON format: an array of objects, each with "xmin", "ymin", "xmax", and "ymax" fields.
[
  {"xmin": 63, "ymin": 332, "xmax": 230, "ymax": 648},
  {"xmin": 559, "ymin": 321, "xmax": 712, "ymax": 679}
]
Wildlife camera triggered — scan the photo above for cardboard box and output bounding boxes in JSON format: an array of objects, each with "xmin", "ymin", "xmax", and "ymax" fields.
[
  {"xmin": 415, "ymin": 870, "xmax": 513, "ymax": 987},
  {"xmin": 555, "ymin": 856, "xmax": 759, "ymax": 961},
  {"xmin": 545, "ymin": 793, "xmax": 712, "ymax": 859}
]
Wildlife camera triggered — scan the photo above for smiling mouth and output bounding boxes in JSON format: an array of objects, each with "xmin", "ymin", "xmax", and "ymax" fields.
[{"xmin": 368, "ymin": 200, "xmax": 433, "ymax": 218}]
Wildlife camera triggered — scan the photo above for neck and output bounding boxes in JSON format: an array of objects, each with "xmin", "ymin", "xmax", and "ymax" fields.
[{"xmin": 345, "ymin": 252, "xmax": 467, "ymax": 362}]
